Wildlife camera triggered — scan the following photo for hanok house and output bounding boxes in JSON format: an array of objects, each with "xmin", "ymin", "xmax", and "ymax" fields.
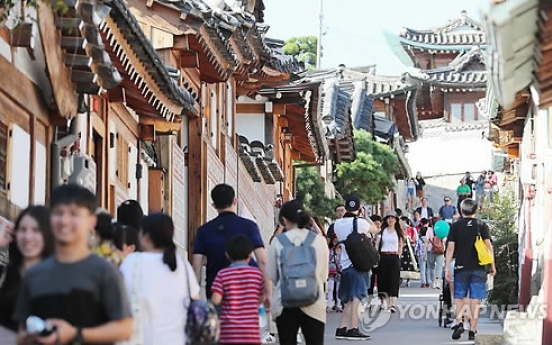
[
  {"xmin": 0, "ymin": 0, "xmax": 196, "ymax": 241},
  {"xmin": 124, "ymin": 0, "xmax": 304, "ymax": 243},
  {"xmin": 387, "ymin": 11, "xmax": 496, "ymax": 208},
  {"xmin": 484, "ymin": 1, "xmax": 552, "ymax": 344},
  {"xmin": 301, "ymin": 65, "xmax": 418, "ymax": 214}
]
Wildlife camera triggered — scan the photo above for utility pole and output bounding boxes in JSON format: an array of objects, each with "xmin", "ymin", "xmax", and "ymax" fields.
[{"xmin": 316, "ymin": 0, "xmax": 323, "ymax": 68}]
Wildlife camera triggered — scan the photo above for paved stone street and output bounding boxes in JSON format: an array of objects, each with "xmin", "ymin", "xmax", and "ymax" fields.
[{"xmin": 320, "ymin": 282, "xmax": 503, "ymax": 345}]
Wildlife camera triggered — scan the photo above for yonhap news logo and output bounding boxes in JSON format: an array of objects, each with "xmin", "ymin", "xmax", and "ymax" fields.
[{"xmin": 359, "ymin": 306, "xmax": 392, "ymax": 332}]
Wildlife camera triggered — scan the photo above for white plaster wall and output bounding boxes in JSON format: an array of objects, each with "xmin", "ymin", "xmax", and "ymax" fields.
[
  {"xmin": 138, "ymin": 157, "xmax": 148, "ymax": 215},
  {"xmin": 34, "ymin": 142, "xmax": 46, "ymax": 205},
  {"xmin": 236, "ymin": 113, "xmax": 264, "ymax": 143},
  {"xmin": 128, "ymin": 144, "xmax": 138, "ymax": 200},
  {"xmin": 10, "ymin": 125, "xmax": 30, "ymax": 208},
  {"xmin": 406, "ymin": 125, "xmax": 493, "ymax": 177}
]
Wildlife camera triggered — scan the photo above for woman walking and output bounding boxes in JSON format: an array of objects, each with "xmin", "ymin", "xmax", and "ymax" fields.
[
  {"xmin": 119, "ymin": 213, "xmax": 200, "ymax": 345},
  {"xmin": 267, "ymin": 200, "xmax": 329, "ymax": 345},
  {"xmin": 376, "ymin": 211, "xmax": 406, "ymax": 313},
  {"xmin": 0, "ymin": 206, "xmax": 54, "ymax": 335}
]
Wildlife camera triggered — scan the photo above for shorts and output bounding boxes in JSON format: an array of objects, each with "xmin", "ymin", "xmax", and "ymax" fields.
[
  {"xmin": 338, "ymin": 266, "xmax": 368, "ymax": 304},
  {"xmin": 416, "ymin": 189, "xmax": 425, "ymax": 198},
  {"xmin": 407, "ymin": 188, "xmax": 415, "ymax": 196},
  {"xmin": 453, "ymin": 269, "xmax": 487, "ymax": 300}
]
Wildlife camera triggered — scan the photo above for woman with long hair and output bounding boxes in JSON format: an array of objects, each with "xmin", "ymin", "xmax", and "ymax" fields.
[
  {"xmin": 0, "ymin": 206, "xmax": 54, "ymax": 332},
  {"xmin": 266, "ymin": 200, "xmax": 329, "ymax": 345},
  {"xmin": 375, "ymin": 210, "xmax": 406, "ymax": 313},
  {"xmin": 119, "ymin": 213, "xmax": 200, "ymax": 345}
]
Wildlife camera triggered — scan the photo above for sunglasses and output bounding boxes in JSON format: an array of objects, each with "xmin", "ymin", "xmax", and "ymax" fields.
[{"xmin": 444, "ymin": 199, "xmax": 451, "ymax": 202}]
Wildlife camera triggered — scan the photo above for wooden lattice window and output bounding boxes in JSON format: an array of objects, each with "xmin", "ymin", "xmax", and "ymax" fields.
[
  {"xmin": 116, "ymin": 135, "xmax": 129, "ymax": 188},
  {"xmin": 0, "ymin": 123, "xmax": 7, "ymax": 191}
]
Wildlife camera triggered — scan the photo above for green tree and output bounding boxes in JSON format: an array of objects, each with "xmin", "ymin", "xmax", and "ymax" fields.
[
  {"xmin": 295, "ymin": 166, "xmax": 339, "ymax": 221},
  {"xmin": 479, "ymin": 188, "xmax": 519, "ymax": 307},
  {"xmin": 283, "ymin": 36, "xmax": 318, "ymax": 70},
  {"xmin": 335, "ymin": 130, "xmax": 399, "ymax": 204}
]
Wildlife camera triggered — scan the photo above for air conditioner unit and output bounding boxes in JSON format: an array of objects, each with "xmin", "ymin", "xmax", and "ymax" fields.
[{"xmin": 68, "ymin": 155, "xmax": 97, "ymax": 193}]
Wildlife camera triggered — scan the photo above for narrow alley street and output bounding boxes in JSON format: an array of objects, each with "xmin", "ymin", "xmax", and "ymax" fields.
[{"xmin": 323, "ymin": 283, "xmax": 502, "ymax": 345}]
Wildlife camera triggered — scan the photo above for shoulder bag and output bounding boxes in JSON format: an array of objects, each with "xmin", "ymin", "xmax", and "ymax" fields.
[
  {"xmin": 183, "ymin": 259, "xmax": 220, "ymax": 345},
  {"xmin": 474, "ymin": 221, "xmax": 494, "ymax": 265}
]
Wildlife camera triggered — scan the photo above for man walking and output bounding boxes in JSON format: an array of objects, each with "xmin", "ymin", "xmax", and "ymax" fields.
[
  {"xmin": 333, "ymin": 196, "xmax": 378, "ymax": 340},
  {"xmin": 415, "ymin": 198, "xmax": 434, "ymax": 220},
  {"xmin": 438, "ymin": 197, "xmax": 458, "ymax": 224},
  {"xmin": 14, "ymin": 184, "xmax": 132, "ymax": 345},
  {"xmin": 193, "ymin": 184, "xmax": 271, "ymax": 309},
  {"xmin": 445, "ymin": 198, "xmax": 496, "ymax": 341}
]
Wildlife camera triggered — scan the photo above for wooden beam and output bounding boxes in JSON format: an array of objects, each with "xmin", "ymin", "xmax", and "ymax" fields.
[
  {"xmin": 187, "ymin": 117, "xmax": 205, "ymax": 258},
  {"xmin": 237, "ymin": 103, "xmax": 265, "ymax": 114},
  {"xmin": 38, "ymin": 2, "xmax": 77, "ymax": 119},
  {"xmin": 139, "ymin": 116, "xmax": 182, "ymax": 133}
]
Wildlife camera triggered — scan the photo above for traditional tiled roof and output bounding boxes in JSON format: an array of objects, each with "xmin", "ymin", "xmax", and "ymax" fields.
[
  {"xmin": 155, "ymin": 0, "xmax": 302, "ymax": 77},
  {"xmin": 302, "ymin": 67, "xmax": 418, "ymax": 140},
  {"xmin": 237, "ymin": 136, "xmax": 284, "ymax": 184},
  {"xmin": 399, "ymin": 11, "xmax": 486, "ymax": 49},
  {"xmin": 104, "ymin": 0, "xmax": 197, "ymax": 117},
  {"xmin": 56, "ymin": 0, "xmax": 122, "ymax": 94},
  {"xmin": 406, "ymin": 46, "xmax": 487, "ymax": 90}
]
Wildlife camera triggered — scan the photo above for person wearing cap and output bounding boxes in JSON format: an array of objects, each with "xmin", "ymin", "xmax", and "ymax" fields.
[
  {"xmin": 438, "ymin": 197, "xmax": 458, "ymax": 224},
  {"xmin": 333, "ymin": 196, "xmax": 378, "ymax": 340},
  {"xmin": 375, "ymin": 210, "xmax": 406, "ymax": 313}
]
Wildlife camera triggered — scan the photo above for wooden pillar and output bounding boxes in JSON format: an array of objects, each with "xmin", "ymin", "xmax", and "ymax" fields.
[
  {"xmin": 187, "ymin": 116, "xmax": 205, "ymax": 258},
  {"xmin": 28, "ymin": 113, "xmax": 36, "ymax": 203}
]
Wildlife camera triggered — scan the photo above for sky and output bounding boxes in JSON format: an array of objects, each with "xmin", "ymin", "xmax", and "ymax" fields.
[{"xmin": 263, "ymin": 0, "xmax": 488, "ymax": 75}]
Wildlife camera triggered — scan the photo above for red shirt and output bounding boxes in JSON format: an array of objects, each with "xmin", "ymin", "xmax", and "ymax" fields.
[{"xmin": 211, "ymin": 265, "xmax": 264, "ymax": 344}]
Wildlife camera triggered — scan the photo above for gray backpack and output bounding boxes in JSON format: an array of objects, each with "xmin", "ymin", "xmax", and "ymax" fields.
[{"xmin": 277, "ymin": 231, "xmax": 319, "ymax": 308}]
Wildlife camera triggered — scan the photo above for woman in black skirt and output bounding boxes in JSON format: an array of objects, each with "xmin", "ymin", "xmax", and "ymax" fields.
[{"xmin": 375, "ymin": 210, "xmax": 406, "ymax": 313}]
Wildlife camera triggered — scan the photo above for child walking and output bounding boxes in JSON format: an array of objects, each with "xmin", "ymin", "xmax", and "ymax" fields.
[
  {"xmin": 211, "ymin": 235, "xmax": 265, "ymax": 345},
  {"xmin": 327, "ymin": 236, "xmax": 342, "ymax": 312}
]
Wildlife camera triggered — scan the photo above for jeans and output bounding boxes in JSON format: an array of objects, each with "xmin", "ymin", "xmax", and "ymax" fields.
[
  {"xmin": 417, "ymin": 254, "xmax": 428, "ymax": 284},
  {"xmin": 276, "ymin": 308, "xmax": 325, "ymax": 345},
  {"xmin": 426, "ymin": 252, "xmax": 444, "ymax": 283}
]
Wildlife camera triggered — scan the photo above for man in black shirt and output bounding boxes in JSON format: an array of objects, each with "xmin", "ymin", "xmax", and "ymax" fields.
[{"xmin": 445, "ymin": 198, "xmax": 496, "ymax": 342}]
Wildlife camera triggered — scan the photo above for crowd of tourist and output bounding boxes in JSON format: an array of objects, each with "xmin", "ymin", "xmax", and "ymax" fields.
[{"xmin": 0, "ymin": 175, "xmax": 496, "ymax": 344}]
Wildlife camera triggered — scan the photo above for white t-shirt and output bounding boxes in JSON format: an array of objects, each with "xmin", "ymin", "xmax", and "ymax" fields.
[
  {"xmin": 120, "ymin": 252, "xmax": 200, "ymax": 345},
  {"xmin": 380, "ymin": 228, "xmax": 400, "ymax": 252},
  {"xmin": 420, "ymin": 207, "xmax": 429, "ymax": 219},
  {"xmin": 333, "ymin": 217, "xmax": 371, "ymax": 270}
]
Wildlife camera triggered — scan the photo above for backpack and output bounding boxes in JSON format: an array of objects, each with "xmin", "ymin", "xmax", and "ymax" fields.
[
  {"xmin": 328, "ymin": 249, "xmax": 340, "ymax": 276},
  {"xmin": 277, "ymin": 231, "xmax": 319, "ymax": 308},
  {"xmin": 343, "ymin": 218, "xmax": 379, "ymax": 272},
  {"xmin": 431, "ymin": 235, "xmax": 445, "ymax": 255}
]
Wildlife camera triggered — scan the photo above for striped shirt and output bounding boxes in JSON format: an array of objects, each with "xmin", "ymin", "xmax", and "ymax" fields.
[{"xmin": 211, "ymin": 265, "xmax": 264, "ymax": 344}]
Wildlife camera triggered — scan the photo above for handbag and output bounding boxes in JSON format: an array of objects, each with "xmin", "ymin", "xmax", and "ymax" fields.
[
  {"xmin": 117, "ymin": 254, "xmax": 144, "ymax": 345},
  {"xmin": 474, "ymin": 224, "xmax": 494, "ymax": 266},
  {"xmin": 183, "ymin": 260, "xmax": 220, "ymax": 345}
]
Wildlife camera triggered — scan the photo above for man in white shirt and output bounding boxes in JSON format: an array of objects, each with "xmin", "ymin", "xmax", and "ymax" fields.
[{"xmin": 333, "ymin": 196, "xmax": 379, "ymax": 341}]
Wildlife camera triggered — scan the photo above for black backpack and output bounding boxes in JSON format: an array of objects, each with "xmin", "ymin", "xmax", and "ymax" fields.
[{"xmin": 342, "ymin": 218, "xmax": 379, "ymax": 272}]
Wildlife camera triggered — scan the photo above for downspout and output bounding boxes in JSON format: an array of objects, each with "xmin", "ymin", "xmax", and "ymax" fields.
[{"xmin": 51, "ymin": 115, "xmax": 80, "ymax": 189}]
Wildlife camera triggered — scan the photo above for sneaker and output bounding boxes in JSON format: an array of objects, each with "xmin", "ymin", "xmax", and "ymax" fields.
[
  {"xmin": 297, "ymin": 333, "xmax": 302, "ymax": 343},
  {"xmin": 389, "ymin": 306, "xmax": 397, "ymax": 313},
  {"xmin": 335, "ymin": 327, "xmax": 347, "ymax": 340},
  {"xmin": 468, "ymin": 330, "xmax": 476, "ymax": 341},
  {"xmin": 432, "ymin": 281, "xmax": 437, "ymax": 289},
  {"xmin": 345, "ymin": 328, "xmax": 371, "ymax": 340},
  {"xmin": 261, "ymin": 333, "xmax": 276, "ymax": 344},
  {"xmin": 452, "ymin": 323, "xmax": 465, "ymax": 340}
]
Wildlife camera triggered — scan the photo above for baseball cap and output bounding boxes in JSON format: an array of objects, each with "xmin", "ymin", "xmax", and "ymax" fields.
[
  {"xmin": 345, "ymin": 195, "xmax": 361, "ymax": 211},
  {"xmin": 384, "ymin": 210, "xmax": 399, "ymax": 219}
]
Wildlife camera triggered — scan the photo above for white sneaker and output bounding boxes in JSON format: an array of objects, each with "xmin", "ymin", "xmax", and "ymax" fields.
[
  {"xmin": 432, "ymin": 281, "xmax": 437, "ymax": 289},
  {"xmin": 261, "ymin": 333, "xmax": 276, "ymax": 344},
  {"xmin": 297, "ymin": 333, "xmax": 303, "ymax": 343}
]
